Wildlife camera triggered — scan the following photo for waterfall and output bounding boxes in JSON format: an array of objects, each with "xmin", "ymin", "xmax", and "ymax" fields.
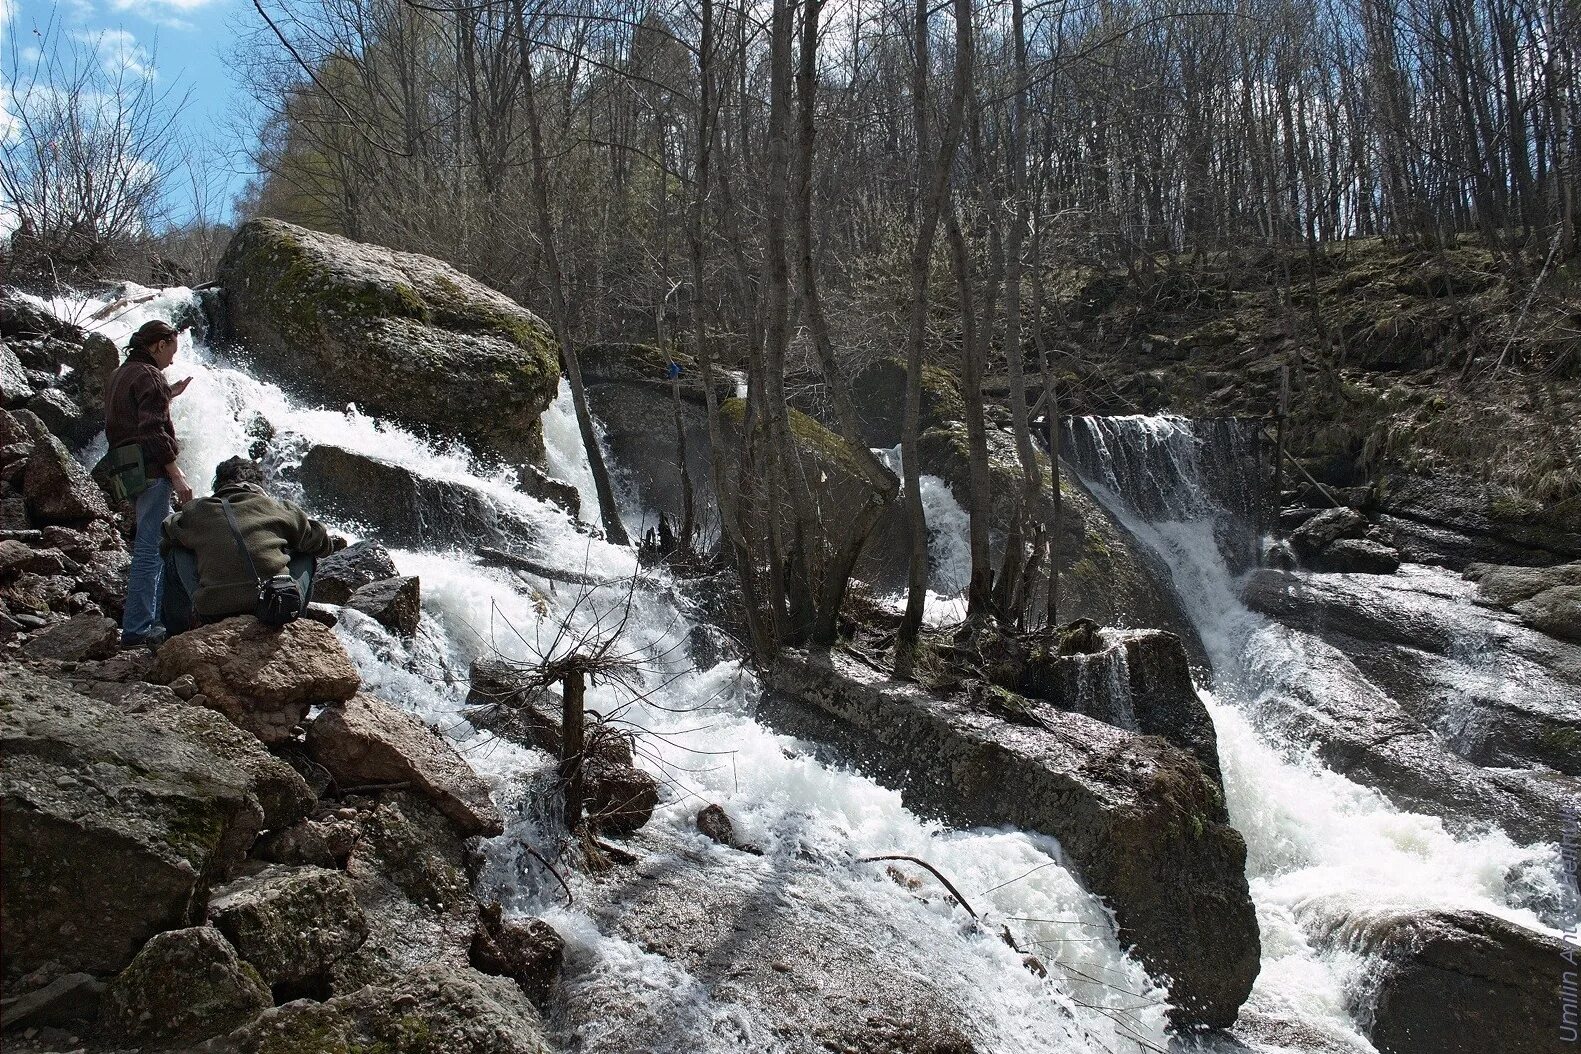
[
  {"xmin": 1064, "ymin": 414, "xmax": 1566, "ymax": 1048},
  {"xmin": 47, "ymin": 285, "xmax": 1184, "ymax": 1053}
]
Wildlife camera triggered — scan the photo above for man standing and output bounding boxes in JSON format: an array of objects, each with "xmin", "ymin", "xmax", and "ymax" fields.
[
  {"xmin": 104, "ymin": 319, "xmax": 193, "ymax": 647},
  {"xmin": 161, "ymin": 457, "xmax": 339, "ymax": 631}
]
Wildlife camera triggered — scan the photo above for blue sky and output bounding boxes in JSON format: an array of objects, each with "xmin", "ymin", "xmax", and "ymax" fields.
[{"xmin": 4, "ymin": 0, "xmax": 254, "ymax": 223}]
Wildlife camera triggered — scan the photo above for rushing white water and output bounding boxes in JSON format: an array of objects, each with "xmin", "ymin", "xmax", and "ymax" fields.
[
  {"xmin": 1064, "ymin": 414, "xmax": 1565, "ymax": 1051},
  {"xmin": 50, "ymin": 285, "xmax": 1183, "ymax": 1052}
]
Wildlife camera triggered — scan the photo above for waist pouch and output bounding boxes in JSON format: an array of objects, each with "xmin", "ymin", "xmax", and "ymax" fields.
[{"xmin": 95, "ymin": 442, "xmax": 151, "ymax": 502}]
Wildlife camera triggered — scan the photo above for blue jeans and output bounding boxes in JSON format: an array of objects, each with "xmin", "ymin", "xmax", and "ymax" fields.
[{"xmin": 122, "ymin": 478, "xmax": 173, "ymax": 641}]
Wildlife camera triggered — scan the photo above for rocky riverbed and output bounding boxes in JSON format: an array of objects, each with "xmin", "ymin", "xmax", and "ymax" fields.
[{"xmin": 3, "ymin": 224, "xmax": 1576, "ymax": 1054}]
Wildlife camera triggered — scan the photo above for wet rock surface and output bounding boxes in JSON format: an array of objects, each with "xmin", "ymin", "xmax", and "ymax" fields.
[
  {"xmin": 764, "ymin": 649, "xmax": 1259, "ymax": 1029},
  {"xmin": 1299, "ymin": 904, "xmax": 1566, "ymax": 1054},
  {"xmin": 570, "ymin": 825, "xmax": 979, "ymax": 1054},
  {"xmin": 346, "ymin": 574, "xmax": 422, "ymax": 636},
  {"xmin": 1238, "ymin": 623, "xmax": 1577, "ymax": 850},
  {"xmin": 1243, "ymin": 566, "xmax": 1581, "ymax": 776},
  {"xmin": 300, "ymin": 443, "xmax": 538, "ymax": 551}
]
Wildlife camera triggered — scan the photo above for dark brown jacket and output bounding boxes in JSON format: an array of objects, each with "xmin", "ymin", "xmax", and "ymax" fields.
[
  {"xmin": 162, "ymin": 483, "xmax": 336, "ymax": 619},
  {"xmin": 104, "ymin": 350, "xmax": 179, "ymax": 476}
]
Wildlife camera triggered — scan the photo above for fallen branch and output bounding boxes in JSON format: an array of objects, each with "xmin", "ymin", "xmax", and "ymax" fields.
[
  {"xmin": 858, "ymin": 854, "xmax": 979, "ymax": 919},
  {"xmin": 523, "ymin": 844, "xmax": 573, "ymax": 906}
]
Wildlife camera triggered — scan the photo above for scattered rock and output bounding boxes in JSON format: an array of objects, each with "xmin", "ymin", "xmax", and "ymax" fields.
[
  {"xmin": 1310, "ymin": 537, "xmax": 1401, "ymax": 574},
  {"xmin": 1, "ymin": 667, "xmax": 291, "ymax": 979},
  {"xmin": 251, "ymin": 814, "xmax": 361, "ymax": 869},
  {"xmin": 1291, "ymin": 507, "xmax": 1365, "ymax": 556},
  {"xmin": 347, "ymin": 575, "xmax": 421, "ymax": 637},
  {"xmin": 0, "ymin": 539, "xmax": 66, "ymax": 576},
  {"xmin": 1301, "ymin": 906, "xmax": 1566, "ymax": 1054},
  {"xmin": 327, "ymin": 792, "xmax": 480, "ymax": 992},
  {"xmin": 1511, "ymin": 583, "xmax": 1581, "ymax": 642},
  {"xmin": 201, "ymin": 963, "xmax": 551, "ymax": 1054},
  {"xmin": 208, "ymin": 864, "xmax": 368, "ymax": 993},
  {"xmin": 765, "ymin": 649, "xmax": 1259, "ymax": 1029},
  {"xmin": 218, "ymin": 217, "xmax": 560, "ymax": 465},
  {"xmin": 470, "ymin": 902, "xmax": 563, "ymax": 1004},
  {"xmin": 20, "ymin": 612, "xmax": 118, "ymax": 660},
  {"xmin": 312, "ymin": 539, "xmax": 400, "ymax": 604},
  {"xmin": 307, "ymin": 694, "xmax": 503, "ymax": 836},
  {"xmin": 299, "ymin": 444, "xmax": 538, "ymax": 551},
  {"xmin": 153, "ymin": 616, "xmax": 362, "ymax": 745},
  {"xmin": 21, "ymin": 425, "xmax": 109, "ymax": 524},
  {"xmin": 584, "ymin": 760, "xmax": 659, "ymax": 836},
  {"xmin": 695, "ymin": 803, "xmax": 761, "ymax": 855},
  {"xmin": 0, "ymin": 343, "xmax": 31, "ymax": 406},
  {"xmin": 102, "ymin": 927, "xmax": 271, "ymax": 1044},
  {"xmin": 0, "ymin": 972, "xmax": 104, "ymax": 1031}
]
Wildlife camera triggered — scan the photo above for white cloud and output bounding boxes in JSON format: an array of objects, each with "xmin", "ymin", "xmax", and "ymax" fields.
[
  {"xmin": 104, "ymin": 0, "xmax": 220, "ymax": 30},
  {"xmin": 73, "ymin": 27, "xmax": 157, "ymax": 77}
]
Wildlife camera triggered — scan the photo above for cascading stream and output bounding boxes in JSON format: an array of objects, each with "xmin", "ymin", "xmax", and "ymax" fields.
[
  {"xmin": 45, "ymin": 285, "xmax": 1184, "ymax": 1053},
  {"xmin": 1063, "ymin": 414, "xmax": 1566, "ymax": 1051}
]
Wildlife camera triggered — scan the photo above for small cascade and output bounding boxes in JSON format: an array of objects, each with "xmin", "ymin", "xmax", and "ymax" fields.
[
  {"xmin": 1062, "ymin": 414, "xmax": 1268, "ymax": 570},
  {"xmin": 1061, "ymin": 643, "xmax": 1137, "ymax": 731},
  {"xmin": 1064, "ymin": 413, "xmax": 1565, "ymax": 1049}
]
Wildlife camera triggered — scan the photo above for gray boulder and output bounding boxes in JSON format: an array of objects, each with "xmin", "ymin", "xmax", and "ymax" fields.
[
  {"xmin": 312, "ymin": 539, "xmax": 399, "ymax": 604},
  {"xmin": 307, "ymin": 694, "xmax": 503, "ymax": 836},
  {"xmin": 1291, "ymin": 506, "xmax": 1365, "ymax": 556},
  {"xmin": 217, "ymin": 218, "xmax": 560, "ymax": 465},
  {"xmin": 24, "ymin": 388, "xmax": 93, "ymax": 447},
  {"xmin": 1301, "ymin": 906, "xmax": 1567, "ymax": 1054},
  {"xmin": 347, "ymin": 575, "xmax": 421, "ymax": 637},
  {"xmin": 102, "ymin": 927, "xmax": 271, "ymax": 1044},
  {"xmin": 1512, "ymin": 583, "xmax": 1581, "ymax": 642},
  {"xmin": 207, "ymin": 864, "xmax": 368, "ymax": 991},
  {"xmin": 1, "ymin": 667, "xmax": 304, "ymax": 980},
  {"xmin": 764, "ymin": 649, "xmax": 1259, "ymax": 1029},
  {"xmin": 299, "ymin": 443, "xmax": 538, "ymax": 551},
  {"xmin": 202, "ymin": 963, "xmax": 551, "ymax": 1054},
  {"xmin": 470, "ymin": 902, "xmax": 563, "ymax": 1004},
  {"xmin": 0, "ymin": 972, "xmax": 104, "ymax": 1031},
  {"xmin": 1376, "ymin": 471, "xmax": 1581, "ymax": 569},
  {"xmin": 20, "ymin": 611, "xmax": 119, "ymax": 661},
  {"xmin": 21, "ymin": 423, "xmax": 109, "ymax": 524},
  {"xmin": 1465, "ymin": 560, "xmax": 1581, "ymax": 607},
  {"xmin": 0, "ymin": 342, "xmax": 31, "ymax": 406},
  {"xmin": 1310, "ymin": 537, "xmax": 1401, "ymax": 574}
]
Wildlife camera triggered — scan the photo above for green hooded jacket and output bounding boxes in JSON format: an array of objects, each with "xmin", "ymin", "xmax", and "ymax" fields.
[{"xmin": 162, "ymin": 482, "xmax": 336, "ymax": 620}]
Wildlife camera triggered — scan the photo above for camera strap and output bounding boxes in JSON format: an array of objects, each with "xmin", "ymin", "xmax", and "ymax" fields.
[{"xmin": 217, "ymin": 496, "xmax": 266, "ymax": 594}]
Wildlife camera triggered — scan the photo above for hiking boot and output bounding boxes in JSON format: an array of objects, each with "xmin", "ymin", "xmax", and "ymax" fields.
[{"xmin": 120, "ymin": 626, "xmax": 168, "ymax": 650}]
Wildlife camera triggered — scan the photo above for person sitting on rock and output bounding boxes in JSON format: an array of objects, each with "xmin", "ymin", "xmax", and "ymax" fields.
[{"xmin": 161, "ymin": 456, "xmax": 341, "ymax": 632}]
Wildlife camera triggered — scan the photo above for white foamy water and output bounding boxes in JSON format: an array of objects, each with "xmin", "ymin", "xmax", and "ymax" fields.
[
  {"xmin": 52, "ymin": 286, "xmax": 1179, "ymax": 1052},
  {"xmin": 1065, "ymin": 414, "xmax": 1566, "ymax": 1050}
]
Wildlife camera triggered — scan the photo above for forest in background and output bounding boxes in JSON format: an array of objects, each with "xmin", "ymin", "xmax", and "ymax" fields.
[{"xmin": 3, "ymin": 0, "xmax": 1578, "ymax": 662}]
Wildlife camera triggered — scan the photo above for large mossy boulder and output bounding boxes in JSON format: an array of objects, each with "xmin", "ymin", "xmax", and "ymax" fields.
[
  {"xmin": 216, "ymin": 218, "xmax": 560, "ymax": 465},
  {"xmin": 1, "ymin": 666, "xmax": 307, "ymax": 980},
  {"xmin": 764, "ymin": 649, "xmax": 1260, "ymax": 1029}
]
